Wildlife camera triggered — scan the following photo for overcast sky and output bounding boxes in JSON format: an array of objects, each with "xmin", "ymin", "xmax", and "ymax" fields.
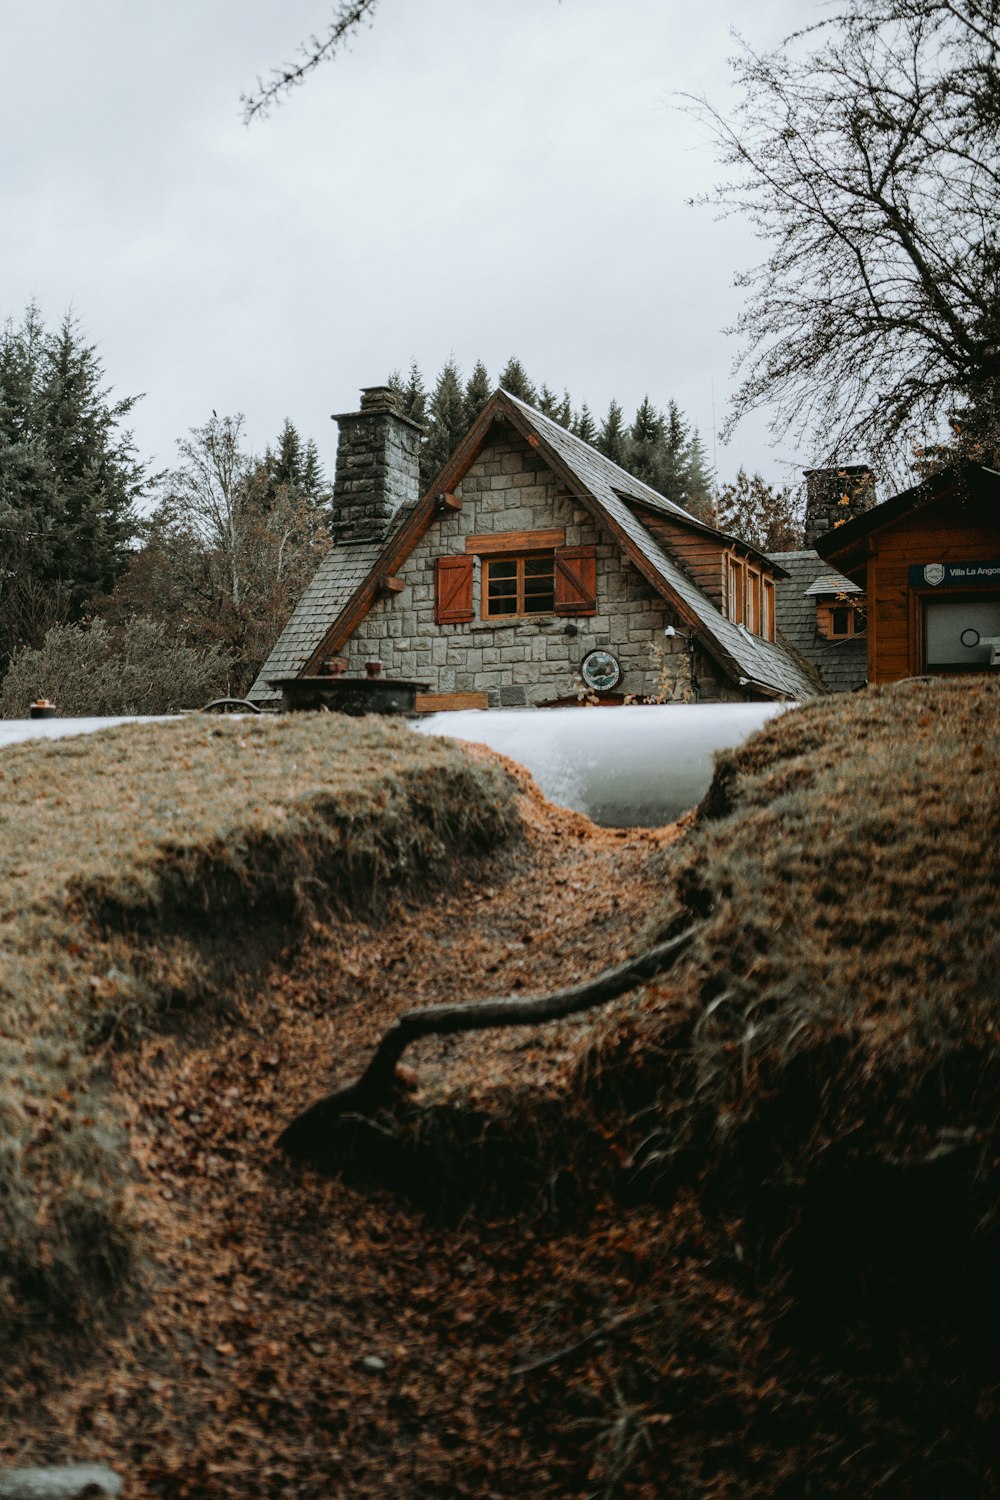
[{"xmin": 1, "ymin": 0, "xmax": 818, "ymax": 501}]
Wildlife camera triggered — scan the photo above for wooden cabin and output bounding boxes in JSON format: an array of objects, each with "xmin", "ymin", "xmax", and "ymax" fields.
[{"xmin": 815, "ymin": 462, "xmax": 1000, "ymax": 683}]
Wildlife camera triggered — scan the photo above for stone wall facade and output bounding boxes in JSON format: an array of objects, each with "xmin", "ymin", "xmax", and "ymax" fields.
[{"xmin": 337, "ymin": 430, "xmax": 727, "ymax": 706}]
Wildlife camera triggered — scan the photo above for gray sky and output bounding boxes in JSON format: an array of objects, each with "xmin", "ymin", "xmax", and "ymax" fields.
[{"xmin": 0, "ymin": 0, "xmax": 814, "ymax": 499}]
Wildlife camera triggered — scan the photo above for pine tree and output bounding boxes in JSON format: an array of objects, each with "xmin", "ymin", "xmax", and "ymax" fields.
[
  {"xmin": 300, "ymin": 438, "xmax": 325, "ymax": 501},
  {"xmin": 272, "ymin": 418, "xmax": 304, "ymax": 489},
  {"xmin": 422, "ymin": 357, "xmax": 467, "ymax": 484},
  {"xmin": 498, "ymin": 356, "xmax": 537, "ymax": 406},
  {"xmin": 556, "ymin": 391, "xmax": 573, "ymax": 428},
  {"xmin": 537, "ymin": 383, "xmax": 561, "ymax": 418},
  {"xmin": 572, "ymin": 403, "xmax": 597, "ymax": 445},
  {"xmin": 402, "ymin": 360, "xmax": 428, "ymax": 428},
  {"xmin": 463, "ymin": 360, "xmax": 492, "ymax": 426},
  {"xmin": 0, "ymin": 305, "xmax": 145, "ymax": 667},
  {"xmin": 658, "ymin": 401, "xmax": 690, "ymax": 498},
  {"xmin": 626, "ymin": 397, "xmax": 667, "ymax": 488},
  {"xmin": 597, "ymin": 400, "xmax": 628, "ymax": 465},
  {"xmin": 258, "ymin": 419, "xmax": 327, "ymax": 513},
  {"xmin": 679, "ymin": 428, "xmax": 715, "ymax": 521}
]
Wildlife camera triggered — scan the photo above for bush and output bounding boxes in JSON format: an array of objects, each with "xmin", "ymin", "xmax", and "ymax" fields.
[{"xmin": 0, "ymin": 617, "xmax": 235, "ymax": 717}]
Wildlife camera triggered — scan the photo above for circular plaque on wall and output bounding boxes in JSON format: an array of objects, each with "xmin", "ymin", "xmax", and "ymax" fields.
[{"xmin": 580, "ymin": 649, "xmax": 622, "ymax": 693}]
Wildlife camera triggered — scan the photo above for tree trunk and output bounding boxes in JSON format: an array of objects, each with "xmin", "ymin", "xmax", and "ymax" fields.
[{"xmin": 278, "ymin": 924, "xmax": 698, "ymax": 1158}]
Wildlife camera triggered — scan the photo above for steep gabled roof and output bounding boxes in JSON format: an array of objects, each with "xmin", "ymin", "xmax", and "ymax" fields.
[{"xmin": 249, "ymin": 389, "xmax": 822, "ymax": 705}]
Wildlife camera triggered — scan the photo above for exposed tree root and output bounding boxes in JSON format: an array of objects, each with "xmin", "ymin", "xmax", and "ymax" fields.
[{"xmin": 278, "ymin": 923, "xmax": 698, "ymax": 1159}]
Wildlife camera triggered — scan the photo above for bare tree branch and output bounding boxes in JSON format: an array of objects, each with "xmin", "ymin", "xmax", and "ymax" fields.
[
  {"xmin": 242, "ymin": 1, "xmax": 380, "ymax": 123},
  {"xmin": 685, "ymin": 1, "xmax": 1000, "ymax": 475}
]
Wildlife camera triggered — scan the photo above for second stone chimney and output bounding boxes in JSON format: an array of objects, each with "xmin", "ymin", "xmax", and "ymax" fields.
[
  {"xmin": 802, "ymin": 464, "xmax": 876, "ymax": 550},
  {"xmin": 331, "ymin": 386, "xmax": 423, "ymax": 545}
]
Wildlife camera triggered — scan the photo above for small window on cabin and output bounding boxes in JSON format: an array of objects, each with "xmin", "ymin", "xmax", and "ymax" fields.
[
  {"xmin": 762, "ymin": 577, "xmax": 775, "ymax": 642},
  {"xmin": 746, "ymin": 569, "xmax": 762, "ymax": 634},
  {"xmin": 727, "ymin": 557, "xmax": 744, "ymax": 625},
  {"xmin": 483, "ymin": 554, "xmax": 556, "ymax": 618},
  {"xmin": 820, "ymin": 602, "xmax": 867, "ymax": 639}
]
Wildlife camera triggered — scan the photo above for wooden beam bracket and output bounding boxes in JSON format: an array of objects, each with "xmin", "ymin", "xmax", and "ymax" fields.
[
  {"xmin": 436, "ymin": 491, "xmax": 462, "ymax": 513},
  {"xmin": 377, "ymin": 574, "xmax": 405, "ymax": 596}
]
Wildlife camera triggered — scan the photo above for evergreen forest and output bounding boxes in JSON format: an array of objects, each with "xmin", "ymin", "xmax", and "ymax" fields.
[{"xmin": 388, "ymin": 355, "xmax": 718, "ymax": 521}]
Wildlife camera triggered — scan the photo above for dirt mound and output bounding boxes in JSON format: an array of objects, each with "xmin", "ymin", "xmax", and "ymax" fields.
[
  {"xmin": 3, "ymin": 682, "xmax": 998, "ymax": 1497},
  {"xmin": 0, "ymin": 714, "xmax": 519, "ymax": 1333}
]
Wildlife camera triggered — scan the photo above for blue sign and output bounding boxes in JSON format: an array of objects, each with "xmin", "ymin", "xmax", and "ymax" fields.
[{"xmin": 909, "ymin": 561, "xmax": 1000, "ymax": 589}]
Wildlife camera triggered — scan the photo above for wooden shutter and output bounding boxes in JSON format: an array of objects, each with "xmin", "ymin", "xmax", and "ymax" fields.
[
  {"xmin": 554, "ymin": 545, "xmax": 597, "ymax": 615},
  {"xmin": 434, "ymin": 555, "xmax": 474, "ymax": 624}
]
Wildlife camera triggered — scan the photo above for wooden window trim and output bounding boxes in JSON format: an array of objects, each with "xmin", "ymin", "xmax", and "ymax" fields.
[
  {"xmin": 726, "ymin": 550, "xmax": 777, "ymax": 640},
  {"xmin": 746, "ymin": 567, "xmax": 762, "ymax": 635},
  {"xmin": 466, "ymin": 528, "xmax": 565, "ymax": 556},
  {"xmin": 817, "ymin": 601, "xmax": 867, "ymax": 639},
  {"xmin": 727, "ymin": 554, "xmax": 745, "ymax": 626},
  {"xmin": 482, "ymin": 554, "xmax": 557, "ymax": 620},
  {"xmin": 762, "ymin": 576, "xmax": 775, "ymax": 642}
]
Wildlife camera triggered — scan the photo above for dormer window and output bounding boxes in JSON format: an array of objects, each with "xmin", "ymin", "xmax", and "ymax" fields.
[
  {"xmin": 819, "ymin": 602, "xmax": 867, "ymax": 639},
  {"xmin": 724, "ymin": 551, "xmax": 775, "ymax": 641},
  {"xmin": 805, "ymin": 573, "xmax": 867, "ymax": 640}
]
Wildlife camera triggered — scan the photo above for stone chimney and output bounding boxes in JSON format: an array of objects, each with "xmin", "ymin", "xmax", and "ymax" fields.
[
  {"xmin": 330, "ymin": 386, "xmax": 424, "ymax": 545},
  {"xmin": 802, "ymin": 464, "xmax": 876, "ymax": 550}
]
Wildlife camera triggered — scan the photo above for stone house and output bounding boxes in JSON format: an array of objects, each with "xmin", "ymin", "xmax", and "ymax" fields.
[{"xmin": 248, "ymin": 387, "xmax": 820, "ymax": 711}]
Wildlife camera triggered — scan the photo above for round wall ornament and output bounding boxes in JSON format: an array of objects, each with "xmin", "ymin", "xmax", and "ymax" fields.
[{"xmin": 580, "ymin": 649, "xmax": 622, "ymax": 692}]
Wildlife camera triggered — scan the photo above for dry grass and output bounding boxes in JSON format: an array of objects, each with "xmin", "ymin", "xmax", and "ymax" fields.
[{"xmin": 0, "ymin": 713, "xmax": 520, "ymax": 1333}]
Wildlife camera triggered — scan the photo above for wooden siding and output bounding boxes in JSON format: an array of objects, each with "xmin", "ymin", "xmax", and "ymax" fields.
[
  {"xmin": 636, "ymin": 511, "xmax": 728, "ymax": 606},
  {"xmin": 864, "ymin": 492, "xmax": 999, "ymax": 682}
]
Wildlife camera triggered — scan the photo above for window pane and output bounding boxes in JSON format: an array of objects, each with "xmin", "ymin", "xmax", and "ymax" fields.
[
  {"xmin": 831, "ymin": 607, "xmax": 850, "ymax": 636},
  {"xmin": 747, "ymin": 571, "xmax": 761, "ymax": 633},
  {"xmin": 486, "ymin": 559, "xmax": 518, "ymax": 615},
  {"xmin": 728, "ymin": 559, "xmax": 744, "ymax": 623},
  {"xmin": 523, "ymin": 556, "xmax": 555, "ymax": 613}
]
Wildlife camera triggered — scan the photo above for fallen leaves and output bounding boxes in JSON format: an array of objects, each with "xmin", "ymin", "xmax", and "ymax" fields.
[{"xmin": 1, "ymin": 786, "xmax": 683, "ymax": 1497}]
